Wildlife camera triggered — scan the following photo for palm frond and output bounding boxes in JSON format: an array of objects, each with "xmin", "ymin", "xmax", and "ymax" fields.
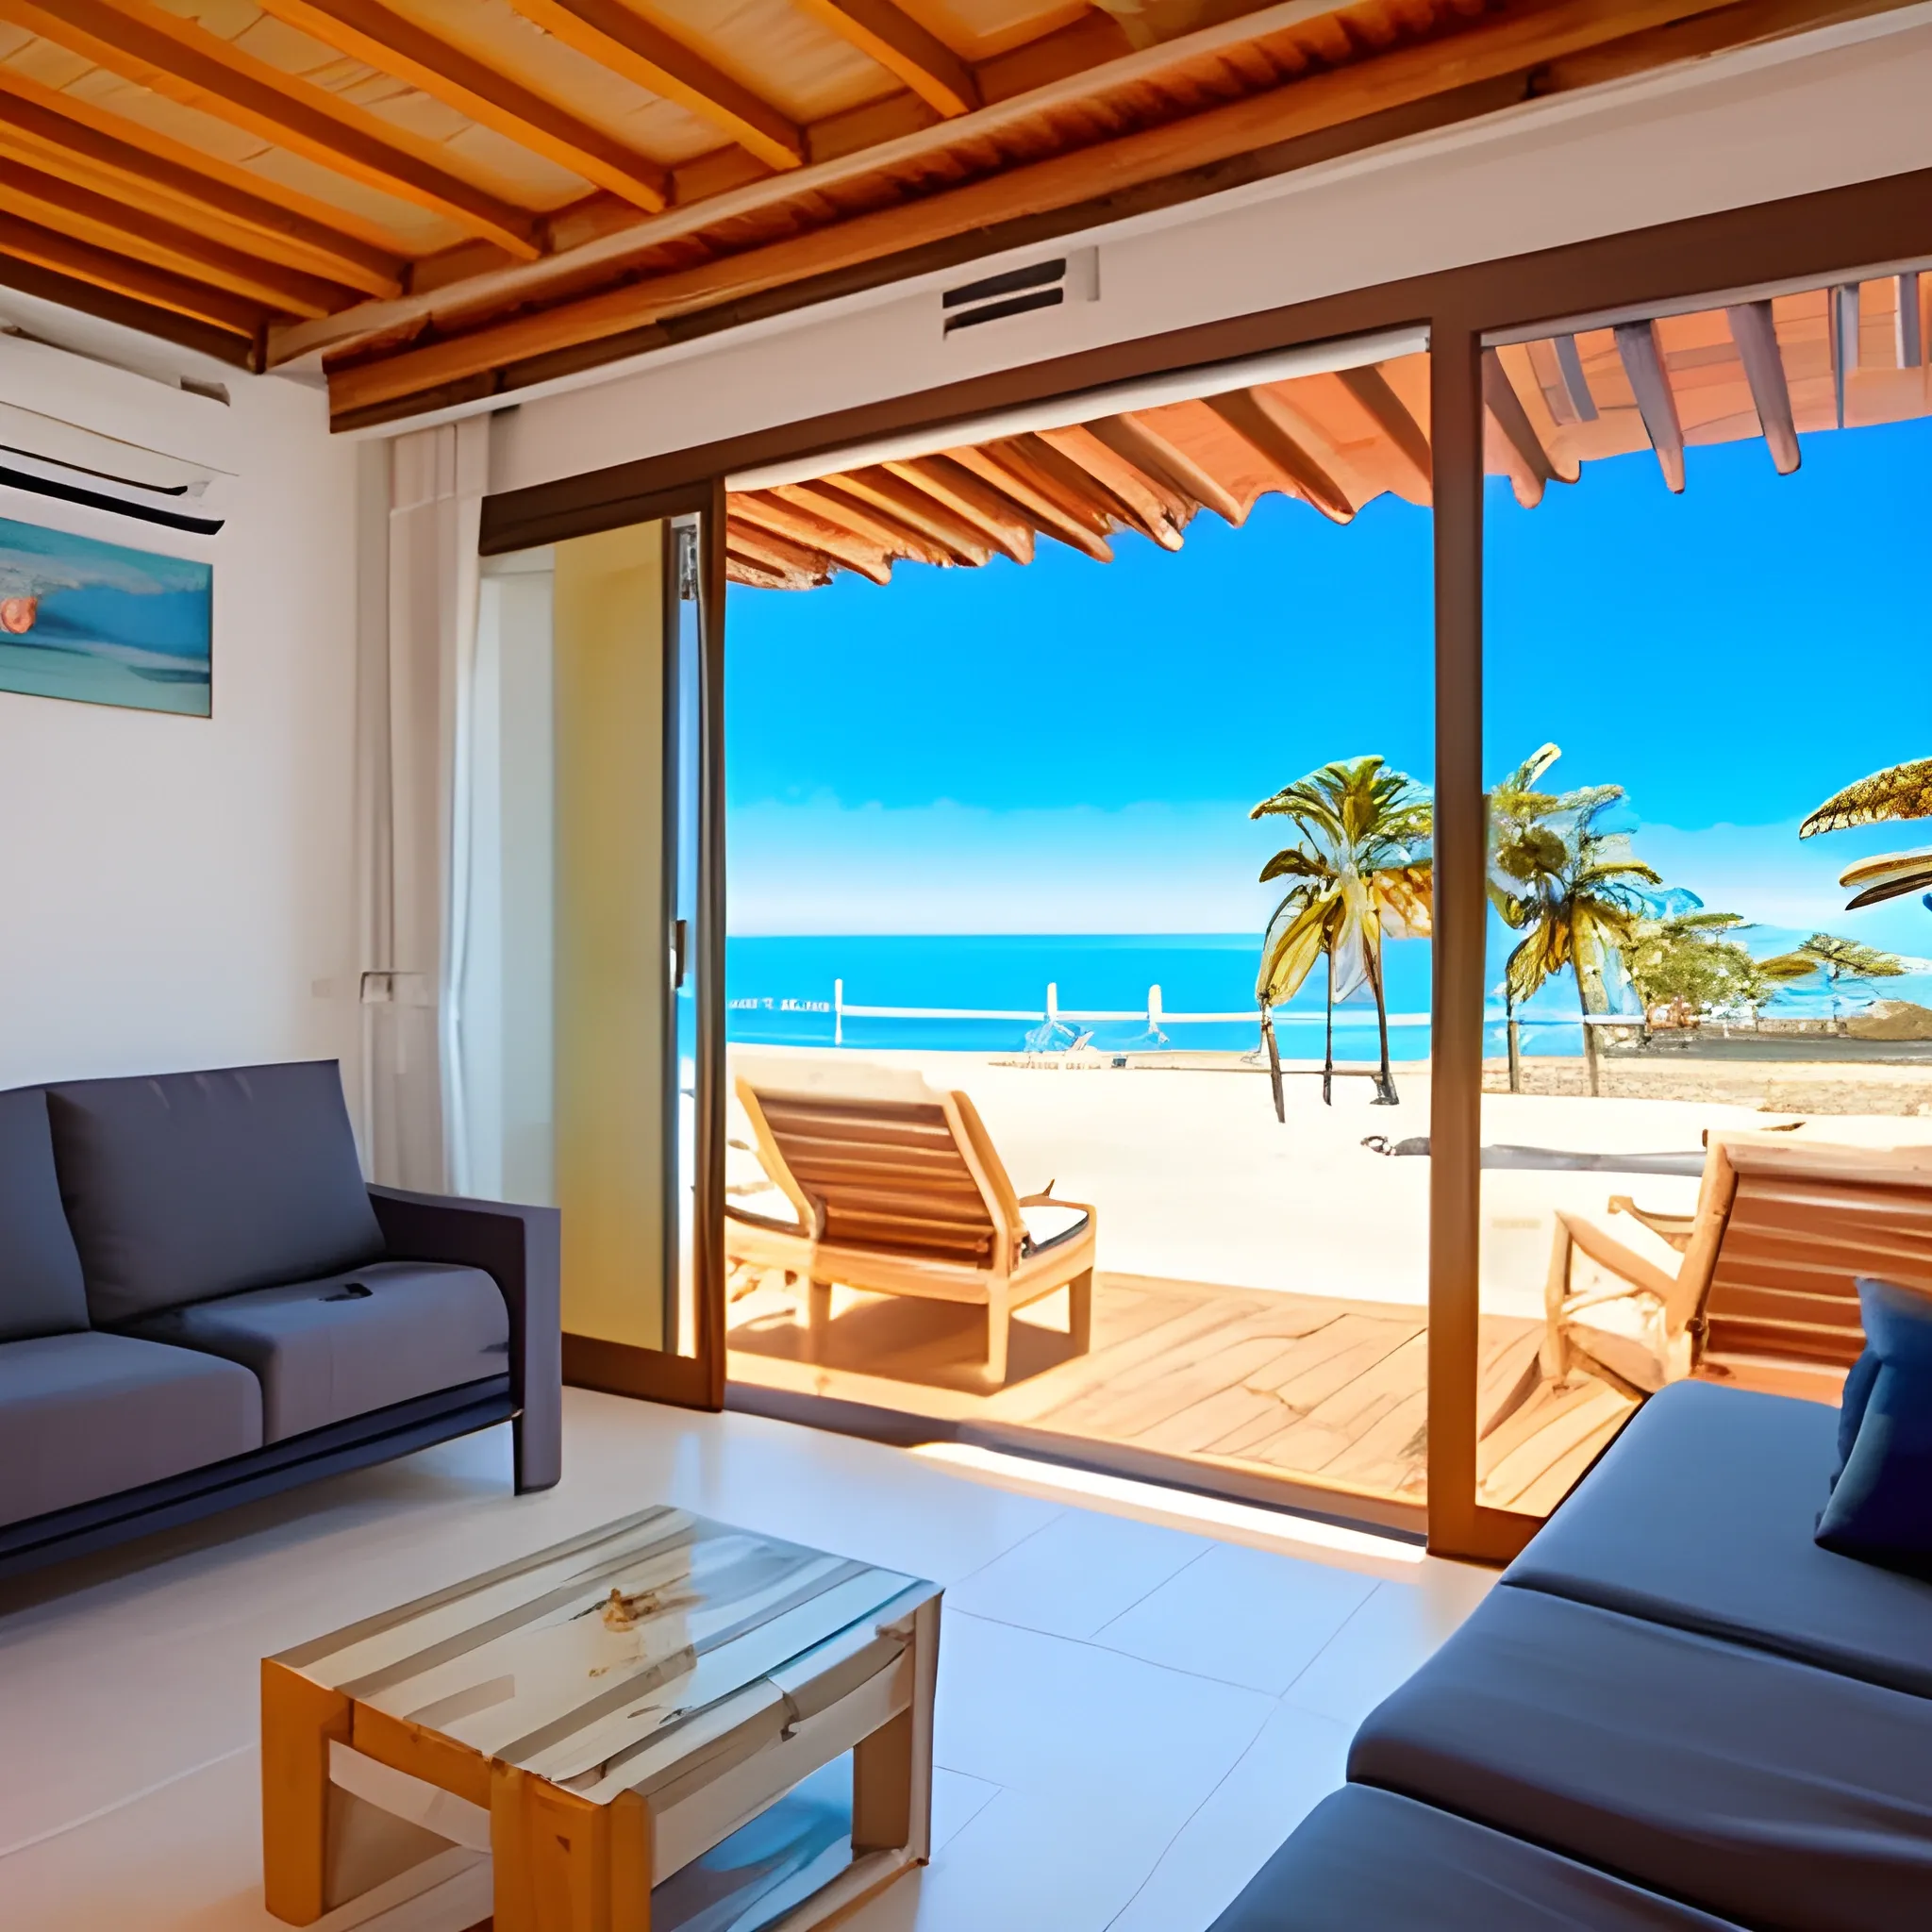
[{"xmin": 1801, "ymin": 758, "xmax": 1932, "ymax": 838}]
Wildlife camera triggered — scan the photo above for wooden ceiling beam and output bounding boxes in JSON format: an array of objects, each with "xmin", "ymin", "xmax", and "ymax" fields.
[
  {"xmin": 1480, "ymin": 347, "xmax": 1557, "ymax": 508},
  {"xmin": 0, "ymin": 69, "xmax": 405, "ymax": 296},
  {"xmin": 0, "ymin": 0, "xmax": 542, "ymax": 258},
  {"xmin": 252, "ymin": 0, "xmax": 672, "ymax": 212},
  {"xmin": 1203, "ymin": 391, "xmax": 1356, "ymax": 523},
  {"xmin": 505, "ymin": 0, "xmax": 806, "ymax": 171},
  {"xmin": 773, "ymin": 481, "xmax": 955, "ymax": 566},
  {"xmin": 330, "ymin": 0, "xmax": 1766, "ymax": 419},
  {"xmin": 1036, "ymin": 423, "xmax": 1190, "ymax": 549},
  {"xmin": 728, "ymin": 551, "xmax": 798, "ymax": 591},
  {"xmin": 1093, "ymin": 413, "xmax": 1248, "ymax": 526},
  {"xmin": 827, "ymin": 468, "xmax": 996, "ymax": 564},
  {"xmin": 0, "ymin": 153, "xmax": 350, "ymax": 318},
  {"xmin": 1724, "ymin": 299, "xmax": 1801, "ymax": 475},
  {"xmin": 882, "ymin": 458, "xmax": 1036, "ymax": 563},
  {"xmin": 725, "ymin": 518, "xmax": 836, "ymax": 586},
  {"xmin": 944, "ymin": 442, "xmax": 1115, "ymax": 562},
  {"xmin": 1613, "ymin": 319, "xmax": 1687, "ymax": 492},
  {"xmin": 0, "ymin": 247, "xmax": 255, "ymax": 365},
  {"xmin": 0, "ymin": 209, "xmax": 267, "ymax": 338},
  {"xmin": 792, "ymin": 1, "xmax": 979, "ymax": 117},
  {"xmin": 731, "ymin": 491, "xmax": 893, "ymax": 582},
  {"xmin": 1335, "ymin": 363, "xmax": 1433, "ymax": 495}
]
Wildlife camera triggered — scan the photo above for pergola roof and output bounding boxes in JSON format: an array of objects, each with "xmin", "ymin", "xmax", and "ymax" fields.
[
  {"xmin": 724, "ymin": 275, "xmax": 1932, "ymax": 588},
  {"xmin": 0, "ymin": 1, "xmax": 1904, "ymax": 428}
]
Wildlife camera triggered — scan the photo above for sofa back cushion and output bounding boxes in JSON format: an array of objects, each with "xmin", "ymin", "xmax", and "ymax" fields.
[
  {"xmin": 46, "ymin": 1062, "xmax": 385, "ymax": 1325},
  {"xmin": 0, "ymin": 1088, "xmax": 90, "ymax": 1341}
]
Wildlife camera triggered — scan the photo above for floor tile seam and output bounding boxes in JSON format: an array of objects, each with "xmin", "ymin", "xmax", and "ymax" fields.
[
  {"xmin": 943, "ymin": 1606, "xmax": 1282, "ymax": 1700},
  {"xmin": 1085, "ymin": 1545, "xmax": 1214, "ymax": 1641},
  {"xmin": 0, "ymin": 1741, "xmax": 253, "ymax": 1861},
  {"xmin": 1275, "ymin": 1575, "xmax": 1394, "ymax": 1705},
  {"xmin": 936, "ymin": 1503, "xmax": 1072, "ymax": 1591},
  {"xmin": 1095, "ymin": 1693, "xmax": 1284, "ymax": 1931}
]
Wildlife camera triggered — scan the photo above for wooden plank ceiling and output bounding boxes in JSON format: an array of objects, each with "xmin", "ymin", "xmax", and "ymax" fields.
[
  {"xmin": 0, "ymin": 0, "xmax": 1907, "ymax": 426},
  {"xmin": 732, "ymin": 275, "xmax": 1932, "ymax": 587}
]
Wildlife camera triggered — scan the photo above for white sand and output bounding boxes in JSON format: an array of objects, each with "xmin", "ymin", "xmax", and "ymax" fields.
[{"xmin": 724, "ymin": 1048, "xmax": 1856, "ymax": 1319}]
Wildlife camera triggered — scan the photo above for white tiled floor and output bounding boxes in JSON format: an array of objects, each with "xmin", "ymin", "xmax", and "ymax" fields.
[{"xmin": 0, "ymin": 1391, "xmax": 1492, "ymax": 1932}]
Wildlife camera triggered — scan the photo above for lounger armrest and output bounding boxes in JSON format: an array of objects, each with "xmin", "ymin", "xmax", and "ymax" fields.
[
  {"xmin": 1553, "ymin": 1210, "xmax": 1681, "ymax": 1306},
  {"xmin": 369, "ymin": 1185, "xmax": 560, "ymax": 1494},
  {"xmin": 1017, "ymin": 1192, "xmax": 1094, "ymax": 1212}
]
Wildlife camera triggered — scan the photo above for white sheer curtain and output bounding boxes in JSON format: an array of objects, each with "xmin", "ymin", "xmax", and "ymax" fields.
[{"xmin": 356, "ymin": 418, "xmax": 488, "ymax": 1192}]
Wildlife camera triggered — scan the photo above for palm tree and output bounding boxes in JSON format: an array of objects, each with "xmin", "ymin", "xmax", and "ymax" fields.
[
  {"xmin": 1488, "ymin": 749, "xmax": 1658, "ymax": 1097},
  {"xmin": 1780, "ymin": 932, "xmax": 1907, "ymax": 1032},
  {"xmin": 1488, "ymin": 744, "xmax": 1565, "ymax": 1091},
  {"xmin": 1253, "ymin": 757, "xmax": 1432, "ymax": 1108},
  {"xmin": 1801, "ymin": 758, "xmax": 1932, "ymax": 912}
]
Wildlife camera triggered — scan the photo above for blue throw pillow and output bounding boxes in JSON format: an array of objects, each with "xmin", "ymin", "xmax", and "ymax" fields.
[{"xmin": 1816, "ymin": 1277, "xmax": 1932, "ymax": 1575}]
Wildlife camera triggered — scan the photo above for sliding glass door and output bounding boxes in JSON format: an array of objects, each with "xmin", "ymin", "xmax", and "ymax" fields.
[{"xmin": 463, "ymin": 505, "xmax": 725, "ymax": 1408}]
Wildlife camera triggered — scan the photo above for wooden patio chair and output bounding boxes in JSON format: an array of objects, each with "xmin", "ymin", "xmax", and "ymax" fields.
[
  {"xmin": 724, "ymin": 1058, "xmax": 1097, "ymax": 1387},
  {"xmin": 1539, "ymin": 1130, "xmax": 1932, "ymax": 1405}
]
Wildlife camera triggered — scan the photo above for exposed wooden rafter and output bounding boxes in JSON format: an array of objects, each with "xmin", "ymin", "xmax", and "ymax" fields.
[
  {"xmin": 0, "ymin": 68, "xmax": 405, "ymax": 297},
  {"xmin": 1336, "ymin": 364, "xmax": 1434, "ymax": 495},
  {"xmin": 1481, "ymin": 347, "xmax": 1559, "ymax": 508},
  {"xmin": 0, "ymin": 0, "xmax": 543, "ymax": 258},
  {"xmin": 826, "ymin": 468, "xmax": 997, "ymax": 565},
  {"xmin": 945, "ymin": 442, "xmax": 1116, "ymax": 563},
  {"xmin": 1090, "ymin": 413, "xmax": 1248, "ymax": 527},
  {"xmin": 882, "ymin": 458, "xmax": 1037, "ymax": 564},
  {"xmin": 0, "ymin": 153, "xmax": 350, "ymax": 318},
  {"xmin": 504, "ymin": 0, "xmax": 806, "ymax": 172},
  {"xmin": 319, "ymin": 0, "xmax": 1774, "ymax": 418},
  {"xmin": 1204, "ymin": 390, "xmax": 1355, "ymax": 523},
  {"xmin": 251, "ymin": 0, "xmax": 673, "ymax": 211},
  {"xmin": 0, "ymin": 208, "xmax": 268, "ymax": 338},
  {"xmin": 1724, "ymin": 300, "xmax": 1801, "ymax": 474},
  {"xmin": 1614, "ymin": 319, "xmax": 1687, "ymax": 492},
  {"xmin": 1037, "ymin": 423, "xmax": 1190, "ymax": 549},
  {"xmin": 793, "ymin": 0, "xmax": 980, "ymax": 117}
]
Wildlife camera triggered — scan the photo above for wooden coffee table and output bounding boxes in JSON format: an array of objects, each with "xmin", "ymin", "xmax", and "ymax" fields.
[{"xmin": 262, "ymin": 1505, "xmax": 941, "ymax": 1931}]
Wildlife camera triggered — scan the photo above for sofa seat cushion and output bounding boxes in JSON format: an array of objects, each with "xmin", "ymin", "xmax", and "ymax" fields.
[
  {"xmin": 47, "ymin": 1061, "xmax": 384, "ymax": 1325},
  {"xmin": 125, "ymin": 1261, "xmax": 508, "ymax": 1442},
  {"xmin": 1505, "ymin": 1377, "xmax": 1932, "ymax": 1697},
  {"xmin": 0, "ymin": 1088, "xmax": 89, "ymax": 1341},
  {"xmin": 1349, "ymin": 1583, "xmax": 1932, "ymax": 1932},
  {"xmin": 0, "ymin": 1331, "xmax": 261, "ymax": 1527},
  {"xmin": 1210, "ymin": 1786, "xmax": 1746, "ymax": 1931}
]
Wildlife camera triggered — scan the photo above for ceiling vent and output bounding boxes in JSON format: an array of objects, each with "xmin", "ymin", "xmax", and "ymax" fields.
[{"xmin": 941, "ymin": 249, "xmax": 1098, "ymax": 338}]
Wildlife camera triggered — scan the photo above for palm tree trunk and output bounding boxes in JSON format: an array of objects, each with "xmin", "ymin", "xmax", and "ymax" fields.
[
  {"xmin": 1323, "ymin": 950, "xmax": 1335, "ymax": 1107},
  {"xmin": 1506, "ymin": 989, "xmax": 1522, "ymax": 1094},
  {"xmin": 1366, "ymin": 942, "xmax": 1398, "ymax": 1106},
  {"xmin": 1261, "ymin": 1006, "xmax": 1285, "ymax": 1124}
]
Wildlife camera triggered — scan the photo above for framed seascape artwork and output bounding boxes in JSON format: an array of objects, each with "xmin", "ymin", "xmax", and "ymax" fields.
[{"xmin": 0, "ymin": 514, "xmax": 212, "ymax": 718}]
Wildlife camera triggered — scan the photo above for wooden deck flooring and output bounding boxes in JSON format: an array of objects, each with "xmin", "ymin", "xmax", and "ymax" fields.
[{"xmin": 726, "ymin": 1268, "xmax": 1638, "ymax": 1522}]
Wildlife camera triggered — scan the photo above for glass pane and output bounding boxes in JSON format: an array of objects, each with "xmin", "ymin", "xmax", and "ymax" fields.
[
  {"xmin": 1479, "ymin": 274, "xmax": 1932, "ymax": 1520},
  {"xmin": 669, "ymin": 516, "xmax": 704, "ymax": 1358},
  {"xmin": 722, "ymin": 340, "xmax": 1438, "ymax": 1521},
  {"xmin": 458, "ymin": 524, "xmax": 700, "ymax": 1365}
]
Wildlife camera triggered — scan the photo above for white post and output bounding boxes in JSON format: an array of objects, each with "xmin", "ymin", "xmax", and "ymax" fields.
[
  {"xmin": 834, "ymin": 977, "xmax": 843, "ymax": 1048},
  {"xmin": 1148, "ymin": 984, "xmax": 1163, "ymax": 1030},
  {"xmin": 1046, "ymin": 981, "xmax": 1059, "ymax": 1024}
]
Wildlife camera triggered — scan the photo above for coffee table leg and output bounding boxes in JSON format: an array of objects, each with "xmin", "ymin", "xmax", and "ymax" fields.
[
  {"xmin": 854, "ymin": 1594, "xmax": 940, "ymax": 1863},
  {"xmin": 261, "ymin": 1660, "xmax": 352, "ymax": 1924},
  {"xmin": 492, "ymin": 1763, "xmax": 654, "ymax": 1931}
]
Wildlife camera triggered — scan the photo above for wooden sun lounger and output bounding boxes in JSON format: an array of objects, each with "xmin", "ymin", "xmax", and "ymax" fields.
[
  {"xmin": 1533, "ymin": 1130, "xmax": 1932, "ymax": 1409},
  {"xmin": 724, "ymin": 1058, "xmax": 1097, "ymax": 1388}
]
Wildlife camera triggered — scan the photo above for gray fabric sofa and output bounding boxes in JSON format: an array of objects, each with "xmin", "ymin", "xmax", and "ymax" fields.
[
  {"xmin": 1213, "ymin": 1380, "xmax": 1932, "ymax": 1931},
  {"xmin": 0, "ymin": 1061, "xmax": 560, "ymax": 1579}
]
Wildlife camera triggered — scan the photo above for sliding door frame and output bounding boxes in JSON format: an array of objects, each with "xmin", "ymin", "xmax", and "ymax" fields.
[
  {"xmin": 483, "ymin": 166, "xmax": 1932, "ymax": 1560},
  {"xmin": 552, "ymin": 479, "xmax": 731, "ymax": 1412}
]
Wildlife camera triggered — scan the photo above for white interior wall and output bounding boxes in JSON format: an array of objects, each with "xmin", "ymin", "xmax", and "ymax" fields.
[
  {"xmin": 490, "ymin": 8, "xmax": 1932, "ymax": 495},
  {"xmin": 0, "ymin": 307, "xmax": 360, "ymax": 1099}
]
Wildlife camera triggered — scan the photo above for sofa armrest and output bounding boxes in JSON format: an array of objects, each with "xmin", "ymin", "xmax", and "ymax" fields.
[{"xmin": 368, "ymin": 1185, "xmax": 561, "ymax": 1494}]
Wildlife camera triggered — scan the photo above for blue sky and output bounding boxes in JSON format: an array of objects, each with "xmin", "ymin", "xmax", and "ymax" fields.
[{"xmin": 726, "ymin": 412, "xmax": 1932, "ymax": 960}]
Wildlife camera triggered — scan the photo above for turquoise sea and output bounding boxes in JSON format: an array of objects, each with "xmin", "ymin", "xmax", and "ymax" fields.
[{"xmin": 724, "ymin": 933, "xmax": 1932, "ymax": 1059}]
